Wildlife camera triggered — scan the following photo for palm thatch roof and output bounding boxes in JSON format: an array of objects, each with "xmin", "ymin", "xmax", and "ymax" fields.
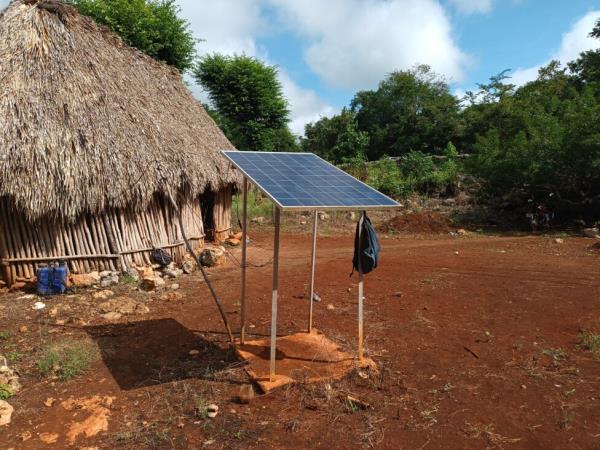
[{"xmin": 0, "ymin": 0, "xmax": 239, "ymax": 221}]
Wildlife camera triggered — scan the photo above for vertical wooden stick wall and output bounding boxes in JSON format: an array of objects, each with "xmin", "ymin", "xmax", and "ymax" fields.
[{"xmin": 0, "ymin": 189, "xmax": 226, "ymax": 286}]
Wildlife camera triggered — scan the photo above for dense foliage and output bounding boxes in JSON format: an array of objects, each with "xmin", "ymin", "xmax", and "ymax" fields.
[
  {"xmin": 68, "ymin": 0, "xmax": 196, "ymax": 72},
  {"xmin": 194, "ymin": 54, "xmax": 298, "ymax": 152},
  {"xmin": 301, "ymin": 25, "xmax": 600, "ymax": 213}
]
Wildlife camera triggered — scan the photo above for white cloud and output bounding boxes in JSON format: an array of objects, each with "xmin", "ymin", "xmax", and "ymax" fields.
[
  {"xmin": 511, "ymin": 11, "xmax": 600, "ymax": 85},
  {"xmin": 268, "ymin": 0, "xmax": 469, "ymax": 90},
  {"xmin": 177, "ymin": 0, "xmax": 334, "ymax": 136},
  {"xmin": 0, "ymin": 0, "xmax": 9, "ymax": 10},
  {"xmin": 448, "ymin": 0, "xmax": 493, "ymax": 15}
]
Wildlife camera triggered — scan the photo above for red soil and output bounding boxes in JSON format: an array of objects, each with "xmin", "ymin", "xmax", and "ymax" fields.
[{"xmin": 1, "ymin": 229, "xmax": 599, "ymax": 449}]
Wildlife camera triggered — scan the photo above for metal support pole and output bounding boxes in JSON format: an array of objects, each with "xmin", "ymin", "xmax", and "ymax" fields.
[
  {"xmin": 240, "ymin": 177, "xmax": 248, "ymax": 344},
  {"xmin": 270, "ymin": 207, "xmax": 281, "ymax": 381},
  {"xmin": 308, "ymin": 210, "xmax": 318, "ymax": 333},
  {"xmin": 357, "ymin": 213, "xmax": 364, "ymax": 362}
]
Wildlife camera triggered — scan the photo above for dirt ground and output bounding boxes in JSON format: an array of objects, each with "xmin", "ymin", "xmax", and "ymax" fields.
[{"xmin": 1, "ymin": 222, "xmax": 600, "ymax": 449}]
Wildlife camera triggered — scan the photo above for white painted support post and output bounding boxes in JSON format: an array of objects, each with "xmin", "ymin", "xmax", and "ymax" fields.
[
  {"xmin": 240, "ymin": 177, "xmax": 248, "ymax": 344},
  {"xmin": 270, "ymin": 207, "xmax": 281, "ymax": 381},
  {"xmin": 357, "ymin": 213, "xmax": 364, "ymax": 362},
  {"xmin": 308, "ymin": 210, "xmax": 318, "ymax": 333}
]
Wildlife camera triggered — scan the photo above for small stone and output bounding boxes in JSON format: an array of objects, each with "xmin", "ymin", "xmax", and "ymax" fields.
[
  {"xmin": 326, "ymin": 303, "xmax": 335, "ymax": 310},
  {"xmin": 457, "ymin": 228, "xmax": 468, "ymax": 236},
  {"xmin": 200, "ymin": 248, "xmax": 224, "ymax": 267},
  {"xmin": 251, "ymin": 216, "xmax": 266, "ymax": 224},
  {"xmin": 101, "ymin": 312, "xmax": 122, "ymax": 321},
  {"xmin": 347, "ymin": 288, "xmax": 352, "ymax": 293},
  {"xmin": 20, "ymin": 431, "xmax": 32, "ymax": 441},
  {"xmin": 347, "ymin": 211, "xmax": 357, "ymax": 221},
  {"xmin": 394, "ymin": 292, "xmax": 403, "ymax": 298},
  {"xmin": 318, "ymin": 211, "xmax": 330, "ymax": 221},
  {"xmin": 0, "ymin": 399, "xmax": 14, "ymax": 426},
  {"xmin": 583, "ymin": 228, "xmax": 600, "ymax": 239},
  {"xmin": 225, "ymin": 238, "xmax": 241, "ymax": 247},
  {"xmin": 135, "ymin": 304, "xmax": 150, "ymax": 314},
  {"xmin": 160, "ymin": 292, "xmax": 183, "ymax": 302},
  {"xmin": 163, "ymin": 268, "xmax": 183, "ymax": 279},
  {"xmin": 206, "ymin": 404, "xmax": 219, "ymax": 418},
  {"xmin": 99, "ymin": 271, "xmax": 112, "ymax": 278},
  {"xmin": 19, "ymin": 325, "xmax": 28, "ymax": 333},
  {"xmin": 70, "ymin": 273, "xmax": 98, "ymax": 287},
  {"xmin": 92, "ymin": 290, "xmax": 114, "ymax": 300},
  {"xmin": 44, "ymin": 397, "xmax": 55, "ymax": 407},
  {"xmin": 49, "ymin": 307, "xmax": 58, "ymax": 317},
  {"xmin": 33, "ymin": 301, "xmax": 46, "ymax": 310},
  {"xmin": 230, "ymin": 232, "xmax": 243, "ymax": 240},
  {"xmin": 39, "ymin": 432, "xmax": 59, "ymax": 444},
  {"xmin": 189, "ymin": 350, "xmax": 200, "ymax": 356},
  {"xmin": 554, "ymin": 238, "xmax": 564, "ymax": 244},
  {"xmin": 170, "ymin": 283, "xmax": 180, "ymax": 291},
  {"xmin": 521, "ymin": 384, "xmax": 527, "ymax": 390},
  {"xmin": 182, "ymin": 258, "xmax": 196, "ymax": 274}
]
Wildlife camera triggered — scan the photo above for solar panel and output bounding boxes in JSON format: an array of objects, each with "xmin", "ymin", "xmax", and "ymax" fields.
[{"xmin": 222, "ymin": 151, "xmax": 401, "ymax": 210}]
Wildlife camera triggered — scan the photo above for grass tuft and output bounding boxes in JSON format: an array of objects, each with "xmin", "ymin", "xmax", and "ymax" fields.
[
  {"xmin": 37, "ymin": 339, "xmax": 98, "ymax": 381},
  {"xmin": 0, "ymin": 384, "xmax": 13, "ymax": 400},
  {"xmin": 579, "ymin": 330, "xmax": 600, "ymax": 357}
]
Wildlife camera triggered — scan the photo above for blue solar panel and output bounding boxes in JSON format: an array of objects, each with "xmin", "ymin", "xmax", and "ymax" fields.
[{"xmin": 222, "ymin": 151, "xmax": 400, "ymax": 210}]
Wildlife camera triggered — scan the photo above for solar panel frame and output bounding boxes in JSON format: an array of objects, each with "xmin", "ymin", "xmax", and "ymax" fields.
[{"xmin": 222, "ymin": 151, "xmax": 401, "ymax": 211}]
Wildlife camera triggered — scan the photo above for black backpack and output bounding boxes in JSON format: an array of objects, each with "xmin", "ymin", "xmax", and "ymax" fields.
[
  {"xmin": 351, "ymin": 212, "xmax": 380, "ymax": 276},
  {"xmin": 151, "ymin": 248, "xmax": 172, "ymax": 267}
]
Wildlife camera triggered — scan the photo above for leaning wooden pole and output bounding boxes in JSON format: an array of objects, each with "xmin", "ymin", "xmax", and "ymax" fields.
[{"xmin": 166, "ymin": 191, "xmax": 234, "ymax": 344}]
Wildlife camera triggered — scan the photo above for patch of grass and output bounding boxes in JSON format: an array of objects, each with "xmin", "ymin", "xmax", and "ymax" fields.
[
  {"xmin": 0, "ymin": 384, "xmax": 13, "ymax": 400},
  {"xmin": 194, "ymin": 395, "xmax": 209, "ymax": 419},
  {"xmin": 232, "ymin": 189, "xmax": 273, "ymax": 226},
  {"xmin": 0, "ymin": 331, "xmax": 10, "ymax": 340},
  {"xmin": 120, "ymin": 272, "xmax": 137, "ymax": 284},
  {"xmin": 37, "ymin": 339, "xmax": 97, "ymax": 381},
  {"xmin": 542, "ymin": 348, "xmax": 568, "ymax": 362},
  {"xmin": 6, "ymin": 351, "xmax": 24, "ymax": 362},
  {"xmin": 579, "ymin": 330, "xmax": 600, "ymax": 357}
]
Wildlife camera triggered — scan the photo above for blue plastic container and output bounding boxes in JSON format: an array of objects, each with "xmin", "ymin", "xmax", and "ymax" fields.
[
  {"xmin": 37, "ymin": 261, "xmax": 68, "ymax": 295},
  {"xmin": 37, "ymin": 265, "xmax": 53, "ymax": 295},
  {"xmin": 52, "ymin": 261, "xmax": 68, "ymax": 294}
]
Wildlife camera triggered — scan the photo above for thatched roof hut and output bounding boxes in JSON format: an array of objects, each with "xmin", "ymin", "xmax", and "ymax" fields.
[{"xmin": 0, "ymin": 0, "xmax": 239, "ymax": 287}]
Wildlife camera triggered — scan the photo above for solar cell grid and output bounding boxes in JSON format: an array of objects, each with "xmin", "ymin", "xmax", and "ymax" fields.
[{"xmin": 222, "ymin": 151, "xmax": 400, "ymax": 210}]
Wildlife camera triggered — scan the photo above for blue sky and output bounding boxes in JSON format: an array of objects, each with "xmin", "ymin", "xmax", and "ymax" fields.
[
  {"xmin": 2, "ymin": 0, "xmax": 599, "ymax": 134},
  {"xmin": 175, "ymin": 0, "xmax": 600, "ymax": 134}
]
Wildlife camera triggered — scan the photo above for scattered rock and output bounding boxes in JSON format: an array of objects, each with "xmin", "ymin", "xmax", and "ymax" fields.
[
  {"xmin": 394, "ymin": 291, "xmax": 403, "ymax": 298},
  {"xmin": 346, "ymin": 211, "xmax": 357, "ymax": 221},
  {"xmin": 583, "ymin": 228, "xmax": 600, "ymax": 239},
  {"xmin": 0, "ymin": 356, "xmax": 21, "ymax": 394},
  {"xmin": 19, "ymin": 325, "xmax": 28, "ymax": 333},
  {"xmin": 61, "ymin": 395, "xmax": 115, "ymax": 444},
  {"xmin": 554, "ymin": 238, "xmax": 564, "ymax": 244},
  {"xmin": 98, "ymin": 297, "xmax": 148, "ymax": 317},
  {"xmin": 311, "ymin": 292, "xmax": 321, "ymax": 302},
  {"xmin": 189, "ymin": 350, "xmax": 200, "ymax": 356},
  {"xmin": 326, "ymin": 303, "xmax": 335, "ymax": 310},
  {"xmin": 20, "ymin": 431, "xmax": 32, "ymax": 441},
  {"xmin": 92, "ymin": 290, "xmax": 114, "ymax": 300},
  {"xmin": 0, "ymin": 399, "xmax": 13, "ymax": 426},
  {"xmin": 18, "ymin": 294, "xmax": 37, "ymax": 300},
  {"xmin": 225, "ymin": 237, "xmax": 241, "ymax": 247},
  {"xmin": 70, "ymin": 272, "xmax": 99, "ymax": 287},
  {"xmin": 457, "ymin": 228, "xmax": 468, "ymax": 236},
  {"xmin": 251, "ymin": 216, "xmax": 266, "ymax": 224},
  {"xmin": 33, "ymin": 301, "xmax": 46, "ymax": 310},
  {"xmin": 200, "ymin": 248, "xmax": 225, "ymax": 267},
  {"xmin": 237, "ymin": 385, "xmax": 254, "ymax": 404},
  {"xmin": 99, "ymin": 276, "xmax": 119, "ymax": 288},
  {"xmin": 170, "ymin": 283, "xmax": 180, "ymax": 291},
  {"xmin": 160, "ymin": 292, "xmax": 183, "ymax": 302},
  {"xmin": 125, "ymin": 267, "xmax": 140, "ymax": 282},
  {"xmin": 206, "ymin": 404, "xmax": 219, "ymax": 419},
  {"xmin": 141, "ymin": 275, "xmax": 165, "ymax": 291},
  {"xmin": 163, "ymin": 264, "xmax": 183, "ymax": 278},
  {"xmin": 230, "ymin": 232, "xmax": 243, "ymax": 240},
  {"xmin": 101, "ymin": 312, "xmax": 122, "ymax": 321},
  {"xmin": 318, "ymin": 211, "xmax": 330, "ymax": 221},
  {"xmin": 98, "ymin": 271, "xmax": 112, "ymax": 279},
  {"xmin": 182, "ymin": 256, "xmax": 197, "ymax": 274},
  {"xmin": 39, "ymin": 432, "xmax": 59, "ymax": 444},
  {"xmin": 44, "ymin": 397, "xmax": 56, "ymax": 408}
]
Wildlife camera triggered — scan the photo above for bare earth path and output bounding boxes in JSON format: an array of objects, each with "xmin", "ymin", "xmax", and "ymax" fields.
[{"xmin": 0, "ymin": 232, "xmax": 599, "ymax": 449}]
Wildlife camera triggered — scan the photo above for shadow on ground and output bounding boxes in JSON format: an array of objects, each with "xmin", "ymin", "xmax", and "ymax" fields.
[{"xmin": 85, "ymin": 318, "xmax": 238, "ymax": 390}]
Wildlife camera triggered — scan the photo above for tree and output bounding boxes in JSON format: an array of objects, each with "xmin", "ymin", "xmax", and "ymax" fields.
[
  {"xmin": 194, "ymin": 54, "xmax": 298, "ymax": 152},
  {"xmin": 68, "ymin": 0, "xmax": 195, "ymax": 72},
  {"xmin": 350, "ymin": 65, "xmax": 460, "ymax": 160},
  {"xmin": 300, "ymin": 109, "xmax": 368, "ymax": 164},
  {"xmin": 591, "ymin": 19, "xmax": 600, "ymax": 39}
]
